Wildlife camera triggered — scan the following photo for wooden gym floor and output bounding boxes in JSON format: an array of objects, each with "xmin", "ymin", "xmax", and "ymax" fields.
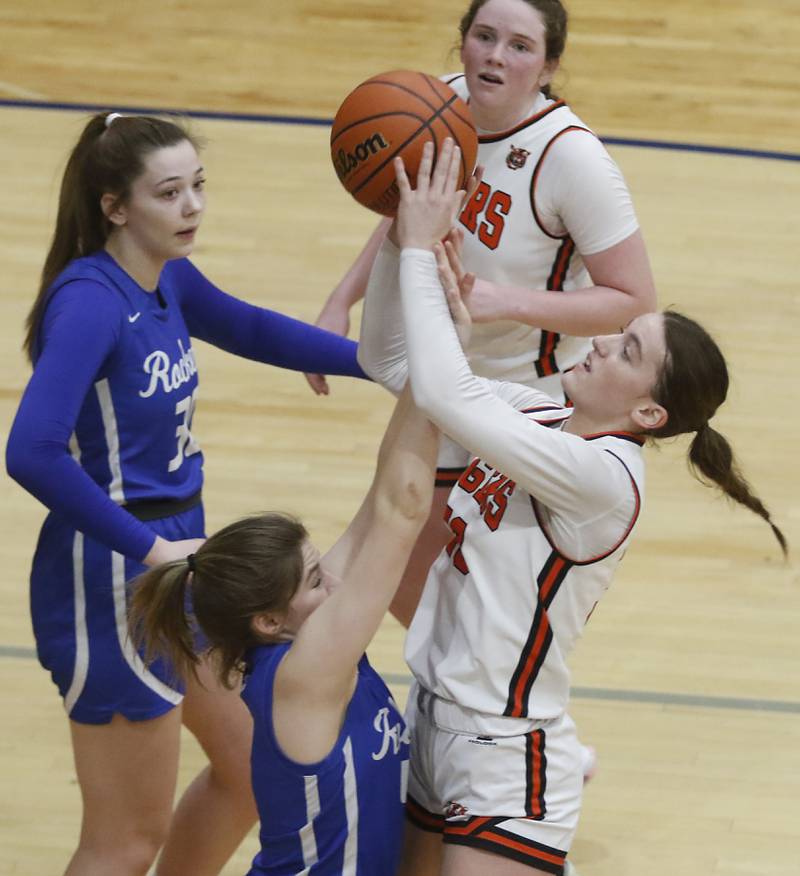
[{"xmin": 0, "ymin": 2, "xmax": 797, "ymax": 874}]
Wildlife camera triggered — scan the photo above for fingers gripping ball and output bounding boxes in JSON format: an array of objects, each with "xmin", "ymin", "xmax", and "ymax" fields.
[{"xmin": 331, "ymin": 70, "xmax": 478, "ymax": 216}]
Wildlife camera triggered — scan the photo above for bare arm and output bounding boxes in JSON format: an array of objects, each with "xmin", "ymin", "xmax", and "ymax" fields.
[
  {"xmin": 463, "ymin": 228, "xmax": 656, "ymax": 334},
  {"xmin": 273, "ymin": 385, "xmax": 438, "ymax": 759}
]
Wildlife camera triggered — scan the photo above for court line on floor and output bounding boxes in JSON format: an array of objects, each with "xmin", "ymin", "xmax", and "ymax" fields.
[
  {"xmin": 3, "ymin": 645, "xmax": 796, "ymax": 714},
  {"xmin": 1, "ymin": 98, "xmax": 798, "ymax": 163}
]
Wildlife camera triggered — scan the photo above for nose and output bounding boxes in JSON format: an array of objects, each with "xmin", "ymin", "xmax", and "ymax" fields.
[
  {"xmin": 487, "ymin": 41, "xmax": 505, "ymax": 66},
  {"xmin": 592, "ymin": 335, "xmax": 608, "ymax": 356},
  {"xmin": 184, "ymin": 189, "xmax": 203, "ymax": 215}
]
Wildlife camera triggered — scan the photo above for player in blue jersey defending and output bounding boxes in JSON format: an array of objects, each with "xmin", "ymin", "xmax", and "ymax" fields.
[
  {"xmin": 6, "ymin": 112, "xmax": 368, "ymax": 876},
  {"xmin": 131, "ymin": 385, "xmax": 438, "ymax": 875}
]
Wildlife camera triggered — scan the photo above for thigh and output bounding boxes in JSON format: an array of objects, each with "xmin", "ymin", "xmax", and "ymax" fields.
[
  {"xmin": 181, "ymin": 654, "xmax": 253, "ymax": 784},
  {"xmin": 70, "ymin": 708, "xmax": 182, "ymax": 838},
  {"xmin": 442, "ymin": 842, "xmax": 554, "ymax": 876},
  {"xmin": 398, "ymin": 820, "xmax": 443, "ymax": 876}
]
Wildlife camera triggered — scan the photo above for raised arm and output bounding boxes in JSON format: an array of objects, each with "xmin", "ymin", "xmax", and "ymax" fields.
[
  {"xmin": 395, "ymin": 141, "xmax": 636, "ymax": 519},
  {"xmin": 272, "ymin": 385, "xmax": 438, "ymax": 745}
]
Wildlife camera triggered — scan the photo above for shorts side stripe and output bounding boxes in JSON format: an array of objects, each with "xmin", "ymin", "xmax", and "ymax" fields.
[
  {"xmin": 445, "ymin": 823, "xmax": 566, "ymax": 874},
  {"xmin": 112, "ymin": 550, "xmax": 183, "ymax": 705},
  {"xmin": 63, "ymin": 532, "xmax": 89, "ymax": 716},
  {"xmin": 525, "ymin": 729, "xmax": 547, "ymax": 818}
]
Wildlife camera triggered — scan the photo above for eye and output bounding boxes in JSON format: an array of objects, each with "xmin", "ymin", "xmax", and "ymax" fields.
[
  {"xmin": 193, "ymin": 177, "xmax": 206, "ymax": 191},
  {"xmin": 160, "ymin": 188, "xmax": 178, "ymax": 200},
  {"xmin": 512, "ymin": 41, "xmax": 529, "ymax": 52},
  {"xmin": 312, "ymin": 574, "xmax": 323, "ymax": 589}
]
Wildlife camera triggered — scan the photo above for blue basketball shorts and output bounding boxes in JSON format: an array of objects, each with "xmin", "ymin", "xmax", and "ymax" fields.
[{"xmin": 30, "ymin": 503, "xmax": 206, "ymax": 725}]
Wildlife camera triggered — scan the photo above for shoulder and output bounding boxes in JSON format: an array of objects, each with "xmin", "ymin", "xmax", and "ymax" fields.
[
  {"xmin": 442, "ymin": 72, "xmax": 468, "ymax": 101},
  {"xmin": 241, "ymin": 643, "xmax": 290, "ymax": 710}
]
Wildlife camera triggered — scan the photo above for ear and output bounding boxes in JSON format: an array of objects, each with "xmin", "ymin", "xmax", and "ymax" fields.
[
  {"xmin": 539, "ymin": 58, "xmax": 560, "ymax": 89},
  {"xmin": 251, "ymin": 611, "xmax": 285, "ymax": 640},
  {"xmin": 631, "ymin": 399, "xmax": 668, "ymax": 432},
  {"xmin": 101, "ymin": 193, "xmax": 127, "ymax": 227}
]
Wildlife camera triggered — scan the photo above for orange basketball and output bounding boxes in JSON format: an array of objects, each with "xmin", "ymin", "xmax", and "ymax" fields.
[{"xmin": 331, "ymin": 70, "xmax": 478, "ymax": 217}]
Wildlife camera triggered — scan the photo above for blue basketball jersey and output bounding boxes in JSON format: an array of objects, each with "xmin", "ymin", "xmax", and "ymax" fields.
[
  {"xmin": 51, "ymin": 251, "xmax": 205, "ymax": 506},
  {"xmin": 242, "ymin": 644, "xmax": 409, "ymax": 876}
]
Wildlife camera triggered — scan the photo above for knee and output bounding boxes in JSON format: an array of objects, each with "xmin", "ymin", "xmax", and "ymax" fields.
[{"xmin": 77, "ymin": 820, "xmax": 169, "ymax": 874}]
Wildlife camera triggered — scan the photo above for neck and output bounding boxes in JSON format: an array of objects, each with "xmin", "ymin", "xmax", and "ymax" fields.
[
  {"xmin": 470, "ymin": 92, "xmax": 545, "ymax": 134},
  {"xmin": 104, "ymin": 235, "xmax": 164, "ymax": 292},
  {"xmin": 563, "ymin": 411, "xmax": 639, "ymax": 439}
]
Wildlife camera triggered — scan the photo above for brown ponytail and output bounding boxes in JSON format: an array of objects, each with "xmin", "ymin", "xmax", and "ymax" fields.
[
  {"xmin": 650, "ymin": 311, "xmax": 787, "ymax": 556},
  {"xmin": 688, "ymin": 424, "xmax": 787, "ymax": 556},
  {"xmin": 129, "ymin": 513, "xmax": 309, "ymax": 688},
  {"xmin": 24, "ymin": 112, "xmax": 197, "ymax": 362}
]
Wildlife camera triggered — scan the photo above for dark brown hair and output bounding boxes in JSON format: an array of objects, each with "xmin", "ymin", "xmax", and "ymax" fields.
[
  {"xmin": 129, "ymin": 513, "xmax": 308, "ymax": 688},
  {"xmin": 651, "ymin": 311, "xmax": 787, "ymax": 556},
  {"xmin": 24, "ymin": 112, "xmax": 197, "ymax": 362},
  {"xmin": 458, "ymin": 0, "xmax": 568, "ymax": 99}
]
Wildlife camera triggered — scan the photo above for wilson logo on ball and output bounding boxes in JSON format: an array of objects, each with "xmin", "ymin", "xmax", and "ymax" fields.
[
  {"xmin": 333, "ymin": 133, "xmax": 390, "ymax": 182},
  {"xmin": 330, "ymin": 70, "xmax": 478, "ymax": 217}
]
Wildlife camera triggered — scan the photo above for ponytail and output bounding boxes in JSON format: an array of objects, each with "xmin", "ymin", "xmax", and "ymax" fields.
[
  {"xmin": 129, "ymin": 559, "xmax": 198, "ymax": 684},
  {"xmin": 24, "ymin": 112, "xmax": 197, "ymax": 362},
  {"xmin": 688, "ymin": 424, "xmax": 787, "ymax": 557},
  {"xmin": 651, "ymin": 311, "xmax": 787, "ymax": 557},
  {"xmin": 129, "ymin": 513, "xmax": 308, "ymax": 688}
]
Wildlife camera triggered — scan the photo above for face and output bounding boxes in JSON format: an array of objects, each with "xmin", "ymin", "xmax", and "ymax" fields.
[
  {"xmin": 280, "ymin": 539, "xmax": 335, "ymax": 636},
  {"xmin": 460, "ymin": 0, "xmax": 557, "ymax": 131},
  {"xmin": 104, "ymin": 139, "xmax": 205, "ymax": 264},
  {"xmin": 562, "ymin": 312, "xmax": 669, "ymax": 434}
]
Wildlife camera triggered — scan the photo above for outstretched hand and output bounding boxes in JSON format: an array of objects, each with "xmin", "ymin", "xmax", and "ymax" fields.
[{"xmin": 393, "ymin": 138, "xmax": 465, "ymax": 250}]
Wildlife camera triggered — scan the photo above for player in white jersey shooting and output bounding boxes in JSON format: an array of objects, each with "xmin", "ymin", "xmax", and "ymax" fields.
[{"xmin": 358, "ymin": 138, "xmax": 786, "ymax": 876}]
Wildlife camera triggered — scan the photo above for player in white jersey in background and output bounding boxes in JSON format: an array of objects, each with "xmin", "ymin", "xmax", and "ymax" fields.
[
  {"xmin": 305, "ymin": 0, "xmax": 656, "ymax": 631},
  {"xmin": 358, "ymin": 138, "xmax": 786, "ymax": 876}
]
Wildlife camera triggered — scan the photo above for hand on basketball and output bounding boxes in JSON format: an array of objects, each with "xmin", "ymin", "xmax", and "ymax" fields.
[{"xmin": 393, "ymin": 138, "xmax": 465, "ymax": 250}]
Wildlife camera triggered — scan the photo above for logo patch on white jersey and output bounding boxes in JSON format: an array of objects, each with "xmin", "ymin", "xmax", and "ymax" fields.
[
  {"xmin": 506, "ymin": 144, "xmax": 530, "ymax": 170},
  {"xmin": 444, "ymin": 800, "xmax": 470, "ymax": 821}
]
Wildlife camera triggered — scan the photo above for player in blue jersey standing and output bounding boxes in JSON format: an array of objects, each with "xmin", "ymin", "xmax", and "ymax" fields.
[
  {"xmin": 5, "ymin": 112, "xmax": 368, "ymax": 876},
  {"xmin": 130, "ymin": 384, "xmax": 438, "ymax": 875}
]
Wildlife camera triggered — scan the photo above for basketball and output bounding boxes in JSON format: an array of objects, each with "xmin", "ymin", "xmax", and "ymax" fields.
[{"xmin": 330, "ymin": 70, "xmax": 478, "ymax": 217}]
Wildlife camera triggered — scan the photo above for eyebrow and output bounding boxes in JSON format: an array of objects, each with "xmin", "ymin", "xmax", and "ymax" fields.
[
  {"xmin": 474, "ymin": 24, "xmax": 537, "ymax": 42},
  {"xmin": 154, "ymin": 166, "xmax": 204, "ymax": 186},
  {"xmin": 627, "ymin": 331, "xmax": 643, "ymax": 361}
]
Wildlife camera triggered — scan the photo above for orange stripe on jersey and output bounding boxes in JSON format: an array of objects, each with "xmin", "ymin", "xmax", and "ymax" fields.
[
  {"xmin": 534, "ymin": 237, "xmax": 576, "ymax": 377},
  {"xmin": 505, "ymin": 552, "xmax": 572, "ymax": 717}
]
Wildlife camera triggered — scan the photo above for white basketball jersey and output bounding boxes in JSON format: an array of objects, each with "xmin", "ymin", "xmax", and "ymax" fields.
[
  {"xmin": 405, "ymin": 393, "xmax": 645, "ymax": 725},
  {"xmin": 447, "ymin": 75, "xmax": 636, "ymax": 387}
]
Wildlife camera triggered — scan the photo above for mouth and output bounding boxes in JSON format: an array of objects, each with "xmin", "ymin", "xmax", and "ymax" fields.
[
  {"xmin": 176, "ymin": 227, "xmax": 197, "ymax": 239},
  {"xmin": 478, "ymin": 72, "xmax": 504, "ymax": 85}
]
